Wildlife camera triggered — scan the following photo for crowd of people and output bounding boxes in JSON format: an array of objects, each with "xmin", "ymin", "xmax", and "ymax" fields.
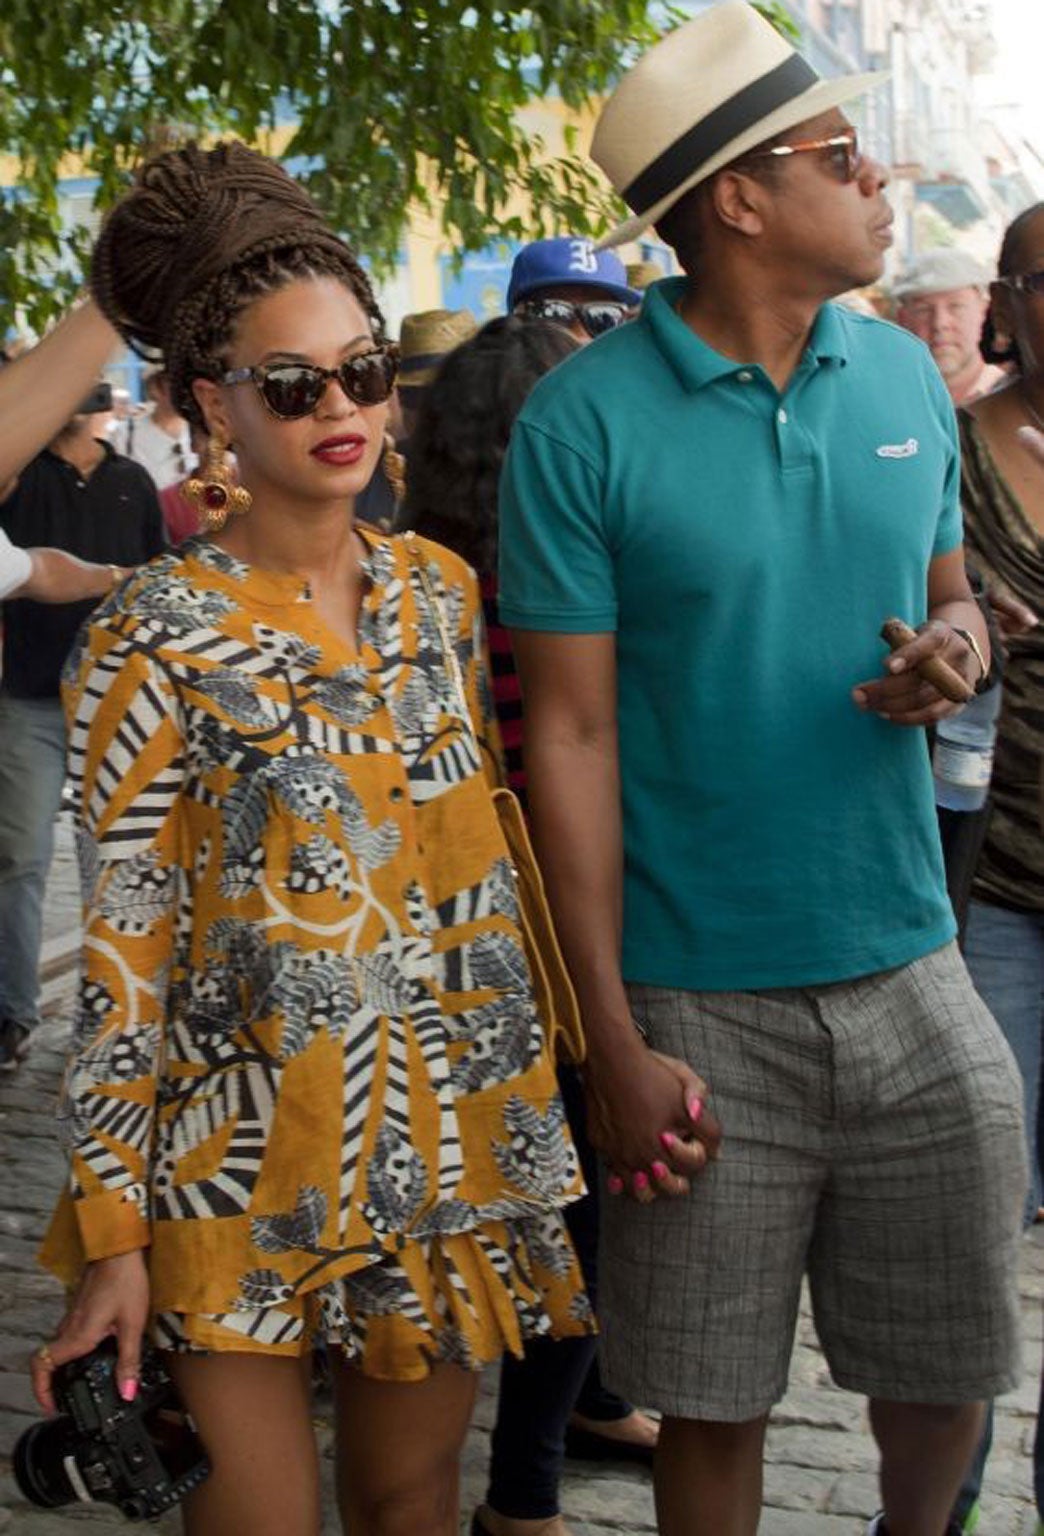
[{"xmin": 0, "ymin": 2, "xmax": 1042, "ymax": 1533}]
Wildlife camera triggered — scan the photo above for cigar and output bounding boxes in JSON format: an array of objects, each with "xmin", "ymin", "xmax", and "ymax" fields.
[{"xmin": 880, "ymin": 618, "xmax": 973, "ymax": 704}]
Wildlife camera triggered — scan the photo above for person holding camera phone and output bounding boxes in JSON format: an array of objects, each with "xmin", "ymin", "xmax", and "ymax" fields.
[
  {"xmin": 0, "ymin": 382, "xmax": 165, "ymax": 1073},
  {"xmin": 31, "ymin": 141, "xmax": 590, "ymax": 1536}
]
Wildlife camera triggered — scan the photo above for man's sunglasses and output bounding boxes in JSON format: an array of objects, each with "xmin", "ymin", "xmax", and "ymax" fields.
[
  {"xmin": 998, "ymin": 272, "xmax": 1044, "ymax": 298},
  {"xmin": 514, "ymin": 297, "xmax": 631, "ymax": 339},
  {"xmin": 222, "ymin": 345, "xmax": 398, "ymax": 421},
  {"xmin": 748, "ymin": 128, "xmax": 862, "ymax": 184}
]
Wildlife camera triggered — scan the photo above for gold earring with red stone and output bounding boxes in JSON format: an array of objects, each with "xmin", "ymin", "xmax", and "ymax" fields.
[
  {"xmin": 383, "ymin": 432, "xmax": 406, "ymax": 506},
  {"xmin": 185, "ymin": 434, "xmax": 251, "ymax": 532}
]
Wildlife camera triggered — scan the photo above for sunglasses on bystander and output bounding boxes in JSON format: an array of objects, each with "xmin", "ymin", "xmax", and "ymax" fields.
[
  {"xmin": 513, "ymin": 297, "xmax": 631, "ymax": 339},
  {"xmin": 998, "ymin": 272, "xmax": 1044, "ymax": 299}
]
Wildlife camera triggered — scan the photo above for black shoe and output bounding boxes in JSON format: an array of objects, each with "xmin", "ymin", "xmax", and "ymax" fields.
[
  {"xmin": 0, "ymin": 1019, "xmax": 30, "ymax": 1073},
  {"xmin": 562, "ymin": 1421, "xmax": 656, "ymax": 1467}
]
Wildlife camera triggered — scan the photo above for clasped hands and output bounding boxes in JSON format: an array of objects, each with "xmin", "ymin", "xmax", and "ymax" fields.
[{"xmin": 582, "ymin": 1041, "xmax": 723, "ymax": 1204}]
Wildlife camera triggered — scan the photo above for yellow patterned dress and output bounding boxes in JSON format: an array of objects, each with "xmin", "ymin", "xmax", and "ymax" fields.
[{"xmin": 42, "ymin": 529, "xmax": 591, "ymax": 1378}]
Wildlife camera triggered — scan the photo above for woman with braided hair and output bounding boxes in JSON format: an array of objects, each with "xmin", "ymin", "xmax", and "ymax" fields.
[{"xmin": 31, "ymin": 142, "xmax": 591, "ymax": 1536}]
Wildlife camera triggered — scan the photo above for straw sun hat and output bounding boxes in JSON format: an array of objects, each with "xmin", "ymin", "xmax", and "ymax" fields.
[
  {"xmin": 592, "ymin": 0, "xmax": 886, "ymax": 248},
  {"xmin": 397, "ymin": 309, "xmax": 478, "ymax": 396}
]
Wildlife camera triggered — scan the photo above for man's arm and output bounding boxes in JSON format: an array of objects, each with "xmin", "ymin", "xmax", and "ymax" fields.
[
  {"xmin": 852, "ymin": 548, "xmax": 989, "ymax": 724},
  {"xmin": 512, "ymin": 629, "xmax": 720, "ymax": 1197},
  {"xmin": 0, "ymin": 302, "xmax": 119, "ymax": 487},
  {"xmin": 16, "ymin": 549, "xmax": 123, "ymax": 604}
]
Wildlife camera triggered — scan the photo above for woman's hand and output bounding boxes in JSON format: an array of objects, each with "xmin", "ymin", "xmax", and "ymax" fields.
[
  {"xmin": 31, "ymin": 1250, "xmax": 150, "ymax": 1415},
  {"xmin": 988, "ymin": 578, "xmax": 1038, "ymax": 641},
  {"xmin": 582, "ymin": 1036, "xmax": 722, "ymax": 1201}
]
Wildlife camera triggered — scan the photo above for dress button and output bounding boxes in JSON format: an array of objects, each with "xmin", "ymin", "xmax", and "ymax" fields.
[
  {"xmin": 778, "ymin": 408, "xmax": 788, "ymax": 425},
  {"xmin": 389, "ymin": 786, "xmax": 404, "ymax": 803},
  {"xmin": 737, "ymin": 370, "xmax": 753, "ymax": 383}
]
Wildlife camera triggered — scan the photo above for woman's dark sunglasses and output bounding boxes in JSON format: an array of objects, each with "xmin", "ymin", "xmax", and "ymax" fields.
[
  {"xmin": 514, "ymin": 297, "xmax": 631, "ymax": 338},
  {"xmin": 999, "ymin": 272, "xmax": 1044, "ymax": 298},
  {"xmin": 222, "ymin": 345, "xmax": 398, "ymax": 420},
  {"xmin": 749, "ymin": 128, "xmax": 862, "ymax": 184}
]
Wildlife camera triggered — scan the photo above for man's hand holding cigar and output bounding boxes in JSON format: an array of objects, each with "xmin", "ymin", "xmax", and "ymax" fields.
[{"xmin": 851, "ymin": 614, "xmax": 988, "ymax": 725}]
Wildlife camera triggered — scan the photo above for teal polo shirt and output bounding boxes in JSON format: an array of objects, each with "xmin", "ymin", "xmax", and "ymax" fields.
[{"xmin": 499, "ymin": 277, "xmax": 960, "ymax": 991}]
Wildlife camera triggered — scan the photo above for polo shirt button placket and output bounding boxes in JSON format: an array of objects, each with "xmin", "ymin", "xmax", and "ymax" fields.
[{"xmin": 775, "ymin": 403, "xmax": 797, "ymax": 472}]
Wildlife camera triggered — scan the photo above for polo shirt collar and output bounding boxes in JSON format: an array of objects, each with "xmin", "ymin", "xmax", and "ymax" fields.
[
  {"xmin": 42, "ymin": 437, "xmax": 116, "ymax": 472},
  {"xmin": 642, "ymin": 276, "xmax": 849, "ymax": 394}
]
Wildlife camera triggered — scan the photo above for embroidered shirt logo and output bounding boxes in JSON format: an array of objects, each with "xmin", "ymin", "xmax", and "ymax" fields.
[{"xmin": 875, "ymin": 438, "xmax": 919, "ymax": 459}]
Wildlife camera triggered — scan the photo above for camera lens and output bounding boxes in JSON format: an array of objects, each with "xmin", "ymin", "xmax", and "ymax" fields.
[{"xmin": 13, "ymin": 1417, "xmax": 84, "ymax": 1508}]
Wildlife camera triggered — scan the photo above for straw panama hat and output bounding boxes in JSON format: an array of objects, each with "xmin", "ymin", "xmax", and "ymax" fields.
[
  {"xmin": 592, "ymin": 0, "xmax": 887, "ymax": 249},
  {"xmin": 397, "ymin": 309, "xmax": 478, "ymax": 393}
]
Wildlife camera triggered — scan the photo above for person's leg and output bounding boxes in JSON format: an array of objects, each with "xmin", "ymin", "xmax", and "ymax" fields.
[
  {"xmin": 598, "ymin": 984, "xmax": 831, "ymax": 1531},
  {"xmin": 963, "ymin": 899, "xmax": 1044, "ymax": 1225},
  {"xmin": 950, "ymin": 905, "xmax": 1044, "ymax": 1526},
  {"xmin": 870, "ymin": 1399, "xmax": 984, "ymax": 1536},
  {"xmin": 166, "ymin": 1352, "xmax": 320, "ymax": 1536},
  {"xmin": 483, "ymin": 1332, "xmax": 598, "ymax": 1524},
  {"xmin": 950, "ymin": 1402, "xmax": 992, "ymax": 1530},
  {"xmin": 654, "ymin": 1415, "xmax": 767, "ymax": 1536},
  {"xmin": 0, "ymin": 695, "xmax": 67, "ymax": 1056},
  {"xmin": 807, "ymin": 945, "xmax": 1024, "ymax": 1536},
  {"xmin": 333, "ymin": 1358, "xmax": 477, "ymax": 1536}
]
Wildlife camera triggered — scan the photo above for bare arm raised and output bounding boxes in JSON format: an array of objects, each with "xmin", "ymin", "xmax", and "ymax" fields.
[{"xmin": 0, "ymin": 302, "xmax": 118, "ymax": 486}]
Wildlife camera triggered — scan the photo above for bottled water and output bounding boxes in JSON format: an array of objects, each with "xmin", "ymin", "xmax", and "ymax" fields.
[{"xmin": 932, "ymin": 679, "xmax": 1002, "ymax": 812}]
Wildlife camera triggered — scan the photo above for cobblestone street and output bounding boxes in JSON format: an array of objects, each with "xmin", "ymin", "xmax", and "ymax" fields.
[{"xmin": 1, "ymin": 820, "xmax": 1042, "ymax": 1533}]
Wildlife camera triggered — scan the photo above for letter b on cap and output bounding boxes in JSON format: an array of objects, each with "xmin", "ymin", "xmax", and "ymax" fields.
[{"xmin": 568, "ymin": 240, "xmax": 599, "ymax": 274}]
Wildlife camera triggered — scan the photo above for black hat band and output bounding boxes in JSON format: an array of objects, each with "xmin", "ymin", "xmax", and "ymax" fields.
[{"xmin": 620, "ymin": 52, "xmax": 820, "ymax": 216}]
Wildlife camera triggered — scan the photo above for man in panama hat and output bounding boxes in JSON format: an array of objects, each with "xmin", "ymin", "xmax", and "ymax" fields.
[{"xmin": 499, "ymin": 4, "xmax": 1023, "ymax": 1533}]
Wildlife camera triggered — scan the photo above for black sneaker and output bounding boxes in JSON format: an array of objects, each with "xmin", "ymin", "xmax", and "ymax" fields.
[{"xmin": 0, "ymin": 1019, "xmax": 30, "ymax": 1072}]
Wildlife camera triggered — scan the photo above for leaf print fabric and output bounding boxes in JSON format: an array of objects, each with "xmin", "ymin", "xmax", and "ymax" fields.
[{"xmin": 41, "ymin": 530, "xmax": 589, "ymax": 1377}]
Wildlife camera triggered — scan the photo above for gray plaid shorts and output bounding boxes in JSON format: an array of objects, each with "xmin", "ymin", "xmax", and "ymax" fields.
[{"xmin": 598, "ymin": 942, "xmax": 1026, "ymax": 1420}]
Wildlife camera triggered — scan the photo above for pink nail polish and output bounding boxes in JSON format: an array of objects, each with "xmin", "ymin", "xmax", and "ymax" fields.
[
  {"xmin": 633, "ymin": 1171, "xmax": 649, "ymax": 1191},
  {"xmin": 687, "ymin": 1095, "xmax": 704, "ymax": 1125},
  {"xmin": 651, "ymin": 1161, "xmax": 669, "ymax": 1180},
  {"xmin": 119, "ymin": 1379, "xmax": 138, "ymax": 1403},
  {"xmin": 607, "ymin": 1174, "xmax": 624, "ymax": 1195},
  {"xmin": 659, "ymin": 1130, "xmax": 677, "ymax": 1151}
]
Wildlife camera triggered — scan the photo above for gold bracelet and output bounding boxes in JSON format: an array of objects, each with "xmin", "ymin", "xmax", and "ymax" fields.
[
  {"xmin": 107, "ymin": 564, "xmax": 122, "ymax": 588},
  {"xmin": 952, "ymin": 626, "xmax": 987, "ymax": 684}
]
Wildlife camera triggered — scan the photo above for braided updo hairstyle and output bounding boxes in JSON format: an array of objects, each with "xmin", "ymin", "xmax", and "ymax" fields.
[{"xmin": 91, "ymin": 141, "xmax": 386, "ymax": 428}]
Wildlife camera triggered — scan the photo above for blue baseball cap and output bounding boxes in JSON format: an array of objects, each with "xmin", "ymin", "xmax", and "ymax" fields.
[{"xmin": 507, "ymin": 237, "xmax": 641, "ymax": 312}]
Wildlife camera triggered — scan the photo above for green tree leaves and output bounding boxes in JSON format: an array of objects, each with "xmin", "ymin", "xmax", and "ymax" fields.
[{"xmin": 0, "ymin": 1, "xmax": 794, "ymax": 334}]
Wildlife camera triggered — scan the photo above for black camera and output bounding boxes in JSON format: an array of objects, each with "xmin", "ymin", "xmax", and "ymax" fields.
[
  {"xmin": 14, "ymin": 1338, "xmax": 210, "ymax": 1521},
  {"xmin": 76, "ymin": 382, "xmax": 113, "ymax": 415}
]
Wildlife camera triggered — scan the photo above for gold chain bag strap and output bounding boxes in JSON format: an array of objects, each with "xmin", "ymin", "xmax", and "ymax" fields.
[{"xmin": 404, "ymin": 534, "xmax": 585, "ymax": 1064}]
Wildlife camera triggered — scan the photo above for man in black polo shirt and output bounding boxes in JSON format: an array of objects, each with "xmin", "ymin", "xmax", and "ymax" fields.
[{"xmin": 0, "ymin": 391, "xmax": 164, "ymax": 1069}]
